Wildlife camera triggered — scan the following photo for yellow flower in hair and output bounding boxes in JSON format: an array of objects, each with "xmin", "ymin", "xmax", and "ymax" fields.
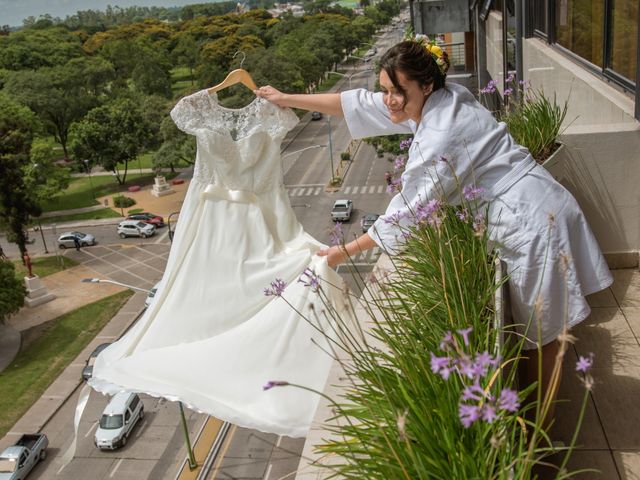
[{"xmin": 429, "ymin": 45, "xmax": 443, "ymax": 58}]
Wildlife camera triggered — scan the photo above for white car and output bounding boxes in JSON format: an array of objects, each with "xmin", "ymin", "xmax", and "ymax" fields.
[
  {"xmin": 57, "ymin": 231, "xmax": 96, "ymax": 248},
  {"xmin": 117, "ymin": 220, "xmax": 156, "ymax": 239},
  {"xmin": 144, "ymin": 282, "xmax": 162, "ymax": 308},
  {"xmin": 95, "ymin": 392, "xmax": 144, "ymax": 450}
]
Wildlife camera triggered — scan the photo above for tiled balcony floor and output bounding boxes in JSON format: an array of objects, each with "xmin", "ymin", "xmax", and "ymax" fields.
[{"xmin": 549, "ymin": 268, "xmax": 640, "ymax": 478}]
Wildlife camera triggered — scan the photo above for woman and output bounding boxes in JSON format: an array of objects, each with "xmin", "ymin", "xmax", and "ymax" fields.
[{"xmin": 255, "ymin": 39, "xmax": 612, "ymax": 404}]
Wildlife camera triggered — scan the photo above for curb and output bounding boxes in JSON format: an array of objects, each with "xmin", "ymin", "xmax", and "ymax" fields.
[{"xmin": 0, "ymin": 297, "xmax": 146, "ymax": 450}]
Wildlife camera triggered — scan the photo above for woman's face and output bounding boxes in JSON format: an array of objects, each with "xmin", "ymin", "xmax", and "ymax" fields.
[{"xmin": 379, "ymin": 69, "xmax": 431, "ymax": 124}]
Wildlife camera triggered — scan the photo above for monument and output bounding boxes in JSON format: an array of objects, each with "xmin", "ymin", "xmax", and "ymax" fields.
[
  {"xmin": 151, "ymin": 175, "xmax": 175, "ymax": 198},
  {"xmin": 22, "ymin": 252, "xmax": 56, "ymax": 307}
]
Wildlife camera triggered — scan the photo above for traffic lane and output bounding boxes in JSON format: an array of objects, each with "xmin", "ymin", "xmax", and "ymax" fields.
[
  {"xmin": 207, "ymin": 427, "xmax": 304, "ymax": 480},
  {"xmin": 30, "ymin": 387, "xmax": 204, "ymax": 480}
]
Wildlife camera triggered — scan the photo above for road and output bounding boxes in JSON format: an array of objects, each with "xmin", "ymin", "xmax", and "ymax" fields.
[{"xmin": 6, "ymin": 20, "xmax": 408, "ymax": 480}]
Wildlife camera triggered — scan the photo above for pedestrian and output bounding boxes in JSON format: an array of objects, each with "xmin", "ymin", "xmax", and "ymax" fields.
[
  {"xmin": 255, "ymin": 38, "xmax": 612, "ymax": 420},
  {"xmin": 73, "ymin": 235, "xmax": 81, "ymax": 252}
]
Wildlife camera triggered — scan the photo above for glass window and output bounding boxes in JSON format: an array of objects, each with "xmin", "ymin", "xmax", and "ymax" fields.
[
  {"xmin": 532, "ymin": 0, "xmax": 548, "ymax": 36},
  {"xmin": 555, "ymin": 0, "xmax": 604, "ymax": 68},
  {"xmin": 609, "ymin": 0, "xmax": 638, "ymax": 83}
]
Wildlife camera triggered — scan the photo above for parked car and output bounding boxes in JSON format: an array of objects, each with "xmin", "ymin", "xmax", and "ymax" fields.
[
  {"xmin": 95, "ymin": 392, "xmax": 144, "ymax": 450},
  {"xmin": 82, "ymin": 343, "xmax": 111, "ymax": 381},
  {"xmin": 117, "ymin": 220, "xmax": 156, "ymax": 239},
  {"xmin": 0, "ymin": 433, "xmax": 48, "ymax": 480},
  {"xmin": 331, "ymin": 199, "xmax": 353, "ymax": 222},
  {"xmin": 125, "ymin": 212, "xmax": 165, "ymax": 228},
  {"xmin": 144, "ymin": 282, "xmax": 162, "ymax": 308},
  {"xmin": 311, "ymin": 111, "xmax": 323, "ymax": 121},
  {"xmin": 57, "ymin": 231, "xmax": 96, "ymax": 249},
  {"xmin": 360, "ymin": 213, "xmax": 380, "ymax": 233}
]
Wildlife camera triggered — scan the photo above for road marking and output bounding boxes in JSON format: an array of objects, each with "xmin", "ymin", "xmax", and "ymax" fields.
[
  {"xmin": 109, "ymin": 458, "xmax": 124, "ymax": 478},
  {"xmin": 56, "ymin": 463, "xmax": 67, "ymax": 475},
  {"xmin": 155, "ymin": 229, "xmax": 170, "ymax": 244},
  {"xmin": 377, "ymin": 185, "xmax": 384, "ymax": 193},
  {"xmin": 369, "ymin": 185, "xmax": 375, "ymax": 193},
  {"xmin": 264, "ymin": 463, "xmax": 273, "ymax": 480},
  {"xmin": 276, "ymin": 435, "xmax": 282, "ymax": 447},
  {"xmin": 352, "ymin": 186, "xmax": 359, "ymax": 194},
  {"xmin": 84, "ymin": 421, "xmax": 98, "ymax": 438},
  {"xmin": 209, "ymin": 424, "xmax": 237, "ymax": 477},
  {"xmin": 344, "ymin": 186, "xmax": 351, "ymax": 194},
  {"xmin": 313, "ymin": 187, "xmax": 322, "ymax": 195},
  {"xmin": 305, "ymin": 187, "xmax": 313, "ymax": 195}
]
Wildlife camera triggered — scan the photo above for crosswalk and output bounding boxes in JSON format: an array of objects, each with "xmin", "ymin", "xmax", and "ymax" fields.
[
  {"xmin": 344, "ymin": 246, "xmax": 383, "ymax": 265},
  {"xmin": 286, "ymin": 185, "xmax": 387, "ymax": 197}
]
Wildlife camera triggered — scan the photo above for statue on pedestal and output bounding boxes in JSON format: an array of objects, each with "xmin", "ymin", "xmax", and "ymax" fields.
[{"xmin": 23, "ymin": 251, "xmax": 34, "ymax": 278}]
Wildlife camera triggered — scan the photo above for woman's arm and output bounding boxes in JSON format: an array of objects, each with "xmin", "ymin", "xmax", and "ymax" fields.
[
  {"xmin": 317, "ymin": 232, "xmax": 378, "ymax": 268},
  {"xmin": 255, "ymin": 86, "xmax": 343, "ymax": 117}
]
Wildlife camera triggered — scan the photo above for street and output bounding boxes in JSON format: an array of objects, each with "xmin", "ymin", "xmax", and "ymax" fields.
[{"xmin": 3, "ymin": 21, "xmax": 408, "ymax": 480}]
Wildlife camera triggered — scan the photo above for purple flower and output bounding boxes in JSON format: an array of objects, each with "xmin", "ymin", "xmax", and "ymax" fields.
[
  {"xmin": 399, "ymin": 138, "xmax": 413, "ymax": 151},
  {"xmin": 506, "ymin": 73, "xmax": 515, "ymax": 84},
  {"xmin": 480, "ymin": 79, "xmax": 498, "ymax": 94},
  {"xmin": 430, "ymin": 353, "xmax": 450, "ymax": 376},
  {"xmin": 386, "ymin": 176, "xmax": 402, "ymax": 194},
  {"xmin": 439, "ymin": 330, "xmax": 454, "ymax": 350},
  {"xmin": 438, "ymin": 155, "xmax": 450, "ymax": 163},
  {"xmin": 482, "ymin": 404, "xmax": 497, "ymax": 423},
  {"xmin": 462, "ymin": 184, "xmax": 485, "ymax": 201},
  {"xmin": 415, "ymin": 199, "xmax": 441, "ymax": 226},
  {"xmin": 456, "ymin": 355, "xmax": 476, "ymax": 379},
  {"xmin": 457, "ymin": 327, "xmax": 473, "ymax": 346},
  {"xmin": 298, "ymin": 268, "xmax": 320, "ymax": 291},
  {"xmin": 504, "ymin": 87, "xmax": 514, "ymax": 96},
  {"xmin": 498, "ymin": 388, "xmax": 519, "ymax": 412},
  {"xmin": 456, "ymin": 209, "xmax": 469, "ymax": 222},
  {"xmin": 576, "ymin": 353, "xmax": 594, "ymax": 373},
  {"xmin": 461, "ymin": 382, "xmax": 485, "ymax": 402},
  {"xmin": 383, "ymin": 211, "xmax": 406, "ymax": 225},
  {"xmin": 329, "ymin": 222, "xmax": 343, "ymax": 246},
  {"xmin": 264, "ymin": 278, "xmax": 287, "ymax": 297},
  {"xmin": 263, "ymin": 380, "xmax": 289, "ymax": 391},
  {"xmin": 459, "ymin": 404, "xmax": 482, "ymax": 428},
  {"xmin": 473, "ymin": 213, "xmax": 486, "ymax": 236},
  {"xmin": 394, "ymin": 155, "xmax": 407, "ymax": 171}
]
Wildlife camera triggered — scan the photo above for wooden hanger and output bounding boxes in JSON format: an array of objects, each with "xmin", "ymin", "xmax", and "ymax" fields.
[
  {"xmin": 208, "ymin": 51, "xmax": 257, "ymax": 93},
  {"xmin": 208, "ymin": 68, "xmax": 257, "ymax": 93}
]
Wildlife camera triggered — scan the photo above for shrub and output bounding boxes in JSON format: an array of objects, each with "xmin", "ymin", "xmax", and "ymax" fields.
[
  {"xmin": 340, "ymin": 152, "xmax": 351, "ymax": 161},
  {"xmin": 112, "ymin": 195, "xmax": 136, "ymax": 208}
]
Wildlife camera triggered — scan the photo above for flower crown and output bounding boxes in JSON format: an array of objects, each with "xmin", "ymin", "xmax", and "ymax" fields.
[{"xmin": 406, "ymin": 33, "xmax": 450, "ymax": 77}]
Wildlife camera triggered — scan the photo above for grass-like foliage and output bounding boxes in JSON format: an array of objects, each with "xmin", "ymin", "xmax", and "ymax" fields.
[{"xmin": 269, "ymin": 193, "xmax": 593, "ymax": 478}]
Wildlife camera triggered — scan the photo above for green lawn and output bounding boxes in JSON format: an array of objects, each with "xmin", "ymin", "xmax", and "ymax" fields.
[
  {"xmin": 39, "ymin": 208, "xmax": 122, "ymax": 226},
  {"xmin": 41, "ymin": 172, "xmax": 178, "ymax": 212},
  {"xmin": 317, "ymin": 73, "xmax": 343, "ymax": 92},
  {"xmin": 171, "ymin": 66, "xmax": 196, "ymax": 97},
  {"xmin": 13, "ymin": 255, "xmax": 78, "ymax": 279},
  {"xmin": 0, "ymin": 290, "xmax": 134, "ymax": 438}
]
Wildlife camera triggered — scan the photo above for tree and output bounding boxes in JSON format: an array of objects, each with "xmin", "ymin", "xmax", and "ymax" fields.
[
  {"xmin": 0, "ymin": 27, "xmax": 84, "ymax": 70},
  {"xmin": 171, "ymin": 33, "xmax": 199, "ymax": 83},
  {"xmin": 0, "ymin": 94, "xmax": 42, "ymax": 260},
  {"xmin": 0, "ymin": 261, "xmax": 26, "ymax": 324},
  {"xmin": 3, "ymin": 57, "xmax": 113, "ymax": 158},
  {"xmin": 22, "ymin": 142, "xmax": 71, "ymax": 206},
  {"xmin": 153, "ymin": 116, "xmax": 196, "ymax": 172},
  {"xmin": 70, "ymin": 98, "xmax": 154, "ymax": 184}
]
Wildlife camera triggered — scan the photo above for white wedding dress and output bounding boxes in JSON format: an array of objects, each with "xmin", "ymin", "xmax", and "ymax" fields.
[{"xmin": 89, "ymin": 90, "xmax": 347, "ymax": 437}]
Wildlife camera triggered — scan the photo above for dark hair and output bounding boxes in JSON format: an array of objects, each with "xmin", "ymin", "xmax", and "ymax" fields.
[{"xmin": 379, "ymin": 41, "xmax": 447, "ymax": 107}]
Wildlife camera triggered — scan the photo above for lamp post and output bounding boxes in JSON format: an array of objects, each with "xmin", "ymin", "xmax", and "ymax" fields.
[
  {"xmin": 80, "ymin": 276, "xmax": 198, "ymax": 470},
  {"xmin": 83, "ymin": 159, "xmax": 95, "ymax": 200},
  {"xmin": 327, "ymin": 116, "xmax": 335, "ymax": 184},
  {"xmin": 35, "ymin": 218, "xmax": 49, "ymax": 254}
]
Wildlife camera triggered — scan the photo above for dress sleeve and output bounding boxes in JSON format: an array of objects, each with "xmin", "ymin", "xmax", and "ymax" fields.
[
  {"xmin": 340, "ymin": 89, "xmax": 414, "ymax": 139},
  {"xmin": 170, "ymin": 91, "xmax": 208, "ymax": 136},
  {"xmin": 271, "ymin": 105, "xmax": 300, "ymax": 138}
]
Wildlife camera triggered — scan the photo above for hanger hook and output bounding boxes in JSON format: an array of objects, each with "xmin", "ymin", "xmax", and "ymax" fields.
[{"xmin": 233, "ymin": 50, "xmax": 247, "ymax": 69}]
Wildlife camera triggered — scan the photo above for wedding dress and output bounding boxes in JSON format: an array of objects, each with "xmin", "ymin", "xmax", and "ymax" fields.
[{"xmin": 89, "ymin": 90, "xmax": 347, "ymax": 437}]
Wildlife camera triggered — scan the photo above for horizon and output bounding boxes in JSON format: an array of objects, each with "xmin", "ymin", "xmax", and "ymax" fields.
[{"xmin": 0, "ymin": 0, "xmax": 228, "ymax": 28}]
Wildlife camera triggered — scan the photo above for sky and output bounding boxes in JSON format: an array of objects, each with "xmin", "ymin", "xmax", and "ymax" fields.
[{"xmin": 1, "ymin": 0, "xmax": 212, "ymax": 27}]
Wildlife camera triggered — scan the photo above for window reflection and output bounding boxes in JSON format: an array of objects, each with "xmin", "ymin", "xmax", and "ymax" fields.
[
  {"xmin": 555, "ymin": 0, "xmax": 604, "ymax": 68},
  {"xmin": 610, "ymin": 0, "xmax": 638, "ymax": 83}
]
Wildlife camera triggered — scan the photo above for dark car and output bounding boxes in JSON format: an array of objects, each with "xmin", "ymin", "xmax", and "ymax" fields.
[
  {"xmin": 360, "ymin": 213, "xmax": 380, "ymax": 233},
  {"xmin": 311, "ymin": 111, "xmax": 323, "ymax": 121},
  {"xmin": 82, "ymin": 343, "xmax": 111, "ymax": 380},
  {"xmin": 126, "ymin": 212, "xmax": 165, "ymax": 228}
]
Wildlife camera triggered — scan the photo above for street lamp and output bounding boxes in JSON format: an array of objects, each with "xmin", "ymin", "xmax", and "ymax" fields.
[
  {"xmin": 31, "ymin": 163, "xmax": 49, "ymax": 254},
  {"xmin": 83, "ymin": 159, "xmax": 95, "ymax": 200},
  {"xmin": 80, "ymin": 276, "xmax": 198, "ymax": 470},
  {"xmin": 327, "ymin": 116, "xmax": 335, "ymax": 184},
  {"xmin": 81, "ymin": 277, "xmax": 152, "ymax": 293}
]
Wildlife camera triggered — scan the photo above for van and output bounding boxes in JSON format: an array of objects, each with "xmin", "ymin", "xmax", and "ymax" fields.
[{"xmin": 94, "ymin": 392, "xmax": 144, "ymax": 449}]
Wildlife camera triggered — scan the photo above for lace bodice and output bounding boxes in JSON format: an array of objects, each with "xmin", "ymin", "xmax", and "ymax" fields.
[{"xmin": 170, "ymin": 90, "xmax": 299, "ymax": 191}]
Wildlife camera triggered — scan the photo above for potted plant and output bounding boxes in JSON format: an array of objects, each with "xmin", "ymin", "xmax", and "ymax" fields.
[{"xmin": 481, "ymin": 77, "xmax": 570, "ymax": 180}]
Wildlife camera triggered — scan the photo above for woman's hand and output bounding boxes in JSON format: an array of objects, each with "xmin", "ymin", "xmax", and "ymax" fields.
[
  {"xmin": 316, "ymin": 245, "xmax": 348, "ymax": 269},
  {"xmin": 254, "ymin": 85, "xmax": 288, "ymax": 108}
]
